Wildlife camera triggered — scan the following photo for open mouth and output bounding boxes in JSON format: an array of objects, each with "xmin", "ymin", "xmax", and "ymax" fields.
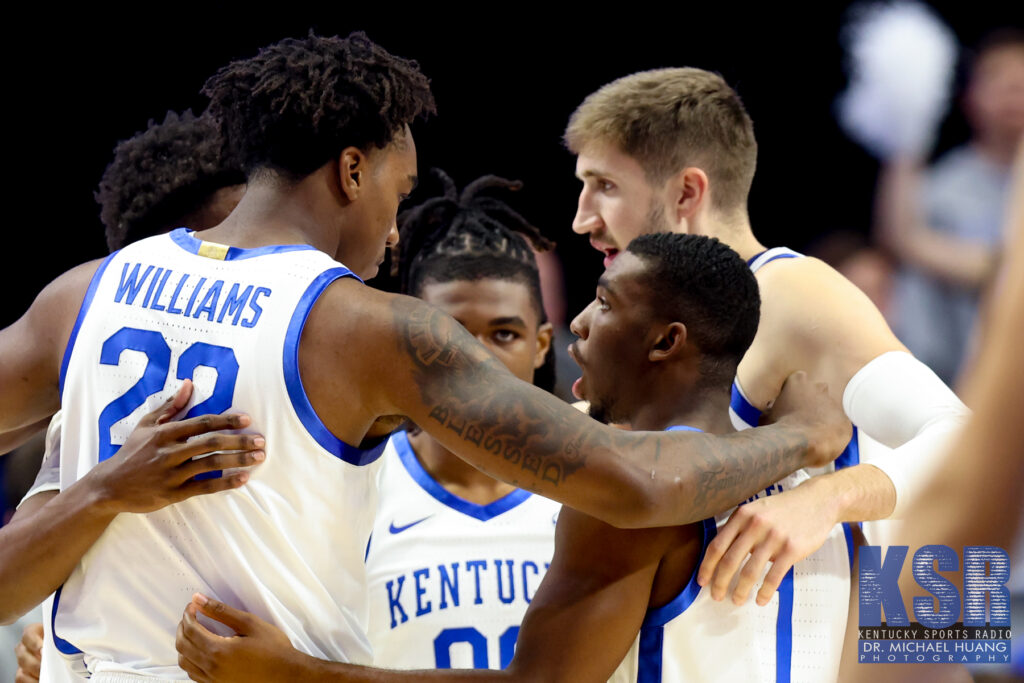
[{"xmin": 590, "ymin": 239, "xmax": 619, "ymax": 268}]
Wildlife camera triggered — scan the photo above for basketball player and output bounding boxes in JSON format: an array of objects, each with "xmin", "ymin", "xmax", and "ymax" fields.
[
  {"xmin": 562, "ymin": 68, "xmax": 969, "ymax": 606},
  {"xmin": 174, "ymin": 234, "xmax": 851, "ymax": 682},
  {"xmin": 366, "ymin": 170, "xmax": 560, "ymax": 670},
  {"xmin": 0, "ymin": 34, "xmax": 848, "ymax": 680},
  {"xmin": 10, "ymin": 109, "xmax": 249, "ymax": 682}
]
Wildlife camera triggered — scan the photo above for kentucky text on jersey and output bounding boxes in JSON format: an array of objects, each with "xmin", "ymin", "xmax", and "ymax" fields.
[
  {"xmin": 385, "ymin": 559, "xmax": 551, "ymax": 629},
  {"xmin": 113, "ymin": 261, "xmax": 271, "ymax": 328}
]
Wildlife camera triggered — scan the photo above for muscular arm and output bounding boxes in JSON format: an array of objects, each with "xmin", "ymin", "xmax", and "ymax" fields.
[
  {"xmin": 0, "ymin": 260, "xmax": 102, "ymax": 435},
  {"xmin": 703, "ymin": 255, "xmax": 968, "ymax": 603},
  {"xmin": 301, "ymin": 282, "xmax": 849, "ymax": 529},
  {"xmin": 177, "ymin": 509, "xmax": 692, "ymax": 683},
  {"xmin": 742, "ymin": 255, "xmax": 968, "ymax": 520}
]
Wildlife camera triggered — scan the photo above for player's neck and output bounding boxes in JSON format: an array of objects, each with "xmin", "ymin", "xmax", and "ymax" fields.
[
  {"xmin": 693, "ymin": 211, "xmax": 765, "ymax": 263},
  {"xmin": 627, "ymin": 386, "xmax": 734, "ymax": 436},
  {"xmin": 194, "ymin": 169, "xmax": 338, "ymax": 253},
  {"xmin": 406, "ymin": 430, "xmax": 518, "ymax": 505}
]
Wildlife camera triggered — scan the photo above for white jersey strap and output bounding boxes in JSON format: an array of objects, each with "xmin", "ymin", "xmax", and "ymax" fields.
[{"xmin": 747, "ymin": 247, "xmax": 803, "ymax": 273}]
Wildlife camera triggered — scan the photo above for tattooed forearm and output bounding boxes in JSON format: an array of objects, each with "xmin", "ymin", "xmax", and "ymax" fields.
[
  {"xmin": 390, "ymin": 296, "xmax": 820, "ymax": 527},
  {"xmin": 394, "ymin": 298, "xmax": 593, "ymax": 488}
]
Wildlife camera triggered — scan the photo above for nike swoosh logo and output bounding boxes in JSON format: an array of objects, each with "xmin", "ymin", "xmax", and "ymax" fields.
[{"xmin": 389, "ymin": 516, "xmax": 432, "ymax": 534}]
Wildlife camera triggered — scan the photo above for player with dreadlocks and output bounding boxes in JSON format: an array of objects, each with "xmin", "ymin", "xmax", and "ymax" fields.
[{"xmin": 365, "ymin": 169, "xmax": 560, "ymax": 670}]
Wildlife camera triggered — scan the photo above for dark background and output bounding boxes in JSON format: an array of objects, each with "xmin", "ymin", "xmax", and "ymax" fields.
[{"xmin": 1, "ymin": 2, "xmax": 1017, "ymax": 328}]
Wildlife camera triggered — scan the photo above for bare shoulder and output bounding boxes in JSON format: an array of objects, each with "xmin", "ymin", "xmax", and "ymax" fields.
[{"xmin": 741, "ymin": 256, "xmax": 907, "ymax": 402}]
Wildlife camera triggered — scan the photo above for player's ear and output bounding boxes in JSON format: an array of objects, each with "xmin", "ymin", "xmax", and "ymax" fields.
[
  {"xmin": 338, "ymin": 147, "xmax": 367, "ymax": 201},
  {"xmin": 670, "ymin": 167, "xmax": 709, "ymax": 227},
  {"xmin": 649, "ymin": 322, "xmax": 687, "ymax": 362},
  {"xmin": 534, "ymin": 322, "xmax": 554, "ymax": 369}
]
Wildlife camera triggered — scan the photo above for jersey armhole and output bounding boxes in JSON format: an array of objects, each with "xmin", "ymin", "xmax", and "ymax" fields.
[
  {"xmin": 641, "ymin": 516, "xmax": 718, "ymax": 628},
  {"xmin": 282, "ymin": 267, "xmax": 387, "ymax": 466},
  {"xmin": 58, "ymin": 253, "xmax": 119, "ymax": 397}
]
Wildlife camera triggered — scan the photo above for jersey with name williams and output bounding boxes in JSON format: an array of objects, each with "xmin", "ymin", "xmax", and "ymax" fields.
[
  {"xmin": 56, "ymin": 229, "xmax": 383, "ymax": 680},
  {"xmin": 366, "ymin": 431, "xmax": 560, "ymax": 670}
]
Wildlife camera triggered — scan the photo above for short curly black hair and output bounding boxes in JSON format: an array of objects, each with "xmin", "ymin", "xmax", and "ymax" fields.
[
  {"xmin": 396, "ymin": 168, "xmax": 556, "ymax": 392},
  {"xmin": 202, "ymin": 31, "xmax": 436, "ymax": 180},
  {"xmin": 627, "ymin": 233, "xmax": 760, "ymax": 381},
  {"xmin": 96, "ymin": 109, "xmax": 245, "ymax": 252}
]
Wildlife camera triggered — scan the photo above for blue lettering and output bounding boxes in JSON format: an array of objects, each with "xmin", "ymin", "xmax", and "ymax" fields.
[
  {"xmin": 414, "ymin": 568, "xmax": 432, "ymax": 617},
  {"xmin": 438, "ymin": 563, "xmax": 460, "ymax": 610},
  {"xmin": 142, "ymin": 268, "xmax": 164, "ymax": 308},
  {"xmin": 913, "ymin": 545, "xmax": 960, "ymax": 628},
  {"xmin": 194, "ymin": 280, "xmax": 224, "ymax": 321},
  {"xmin": 165, "ymin": 272, "xmax": 189, "ymax": 315},
  {"xmin": 217, "ymin": 284, "xmax": 254, "ymax": 325},
  {"xmin": 114, "ymin": 263, "xmax": 155, "ymax": 305},
  {"xmin": 963, "ymin": 546, "xmax": 1010, "ymax": 627},
  {"xmin": 522, "ymin": 561, "xmax": 539, "ymax": 603},
  {"xmin": 466, "ymin": 560, "xmax": 487, "ymax": 606},
  {"xmin": 148, "ymin": 269, "xmax": 173, "ymax": 311},
  {"xmin": 183, "ymin": 277, "xmax": 208, "ymax": 317},
  {"xmin": 495, "ymin": 559, "xmax": 515, "ymax": 604},
  {"xmin": 859, "ymin": 545, "xmax": 909, "ymax": 626},
  {"xmin": 241, "ymin": 287, "xmax": 271, "ymax": 328},
  {"xmin": 386, "ymin": 577, "xmax": 408, "ymax": 629}
]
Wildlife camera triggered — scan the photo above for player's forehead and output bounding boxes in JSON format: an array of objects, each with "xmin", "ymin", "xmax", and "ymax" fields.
[
  {"xmin": 575, "ymin": 141, "xmax": 648, "ymax": 182},
  {"xmin": 601, "ymin": 252, "xmax": 654, "ymax": 304},
  {"xmin": 419, "ymin": 278, "xmax": 538, "ymax": 323}
]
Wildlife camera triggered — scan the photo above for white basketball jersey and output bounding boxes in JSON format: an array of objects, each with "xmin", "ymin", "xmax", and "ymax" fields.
[
  {"xmin": 610, "ymin": 426, "xmax": 851, "ymax": 683},
  {"xmin": 55, "ymin": 229, "xmax": 383, "ymax": 680},
  {"xmin": 366, "ymin": 431, "xmax": 560, "ymax": 670},
  {"xmin": 731, "ymin": 247, "xmax": 865, "ymax": 479}
]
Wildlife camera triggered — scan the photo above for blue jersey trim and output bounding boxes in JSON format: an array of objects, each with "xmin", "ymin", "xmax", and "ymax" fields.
[
  {"xmin": 636, "ymin": 623, "xmax": 665, "ymax": 683},
  {"xmin": 51, "ymin": 585, "xmax": 83, "ymax": 656},
  {"xmin": 283, "ymin": 267, "xmax": 385, "ymax": 466},
  {"xmin": 747, "ymin": 247, "xmax": 802, "ymax": 271},
  {"xmin": 169, "ymin": 228, "xmax": 321, "ymax": 260},
  {"xmin": 642, "ymin": 516, "xmax": 718, "ymax": 628},
  {"xmin": 730, "ymin": 380, "xmax": 762, "ymax": 428},
  {"xmin": 776, "ymin": 568, "xmax": 795, "ymax": 683},
  {"xmin": 392, "ymin": 430, "xmax": 533, "ymax": 521},
  {"xmin": 843, "ymin": 522, "xmax": 855, "ymax": 570},
  {"xmin": 835, "ymin": 426, "xmax": 860, "ymax": 470},
  {"xmin": 59, "ymin": 253, "xmax": 118, "ymax": 397}
]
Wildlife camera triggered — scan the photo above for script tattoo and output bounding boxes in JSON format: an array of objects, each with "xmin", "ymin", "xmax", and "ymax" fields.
[
  {"xmin": 394, "ymin": 298, "xmax": 590, "ymax": 489},
  {"xmin": 392, "ymin": 296, "xmax": 822, "ymax": 522}
]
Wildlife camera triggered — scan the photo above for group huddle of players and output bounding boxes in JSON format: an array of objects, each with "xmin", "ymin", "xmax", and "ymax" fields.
[{"xmin": 1, "ymin": 31, "xmax": 970, "ymax": 683}]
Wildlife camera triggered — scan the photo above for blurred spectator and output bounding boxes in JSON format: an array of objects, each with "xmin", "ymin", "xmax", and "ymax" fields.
[{"xmin": 874, "ymin": 29, "xmax": 1024, "ymax": 386}]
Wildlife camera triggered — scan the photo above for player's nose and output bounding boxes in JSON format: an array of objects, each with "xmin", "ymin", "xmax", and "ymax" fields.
[
  {"xmin": 385, "ymin": 223, "xmax": 400, "ymax": 248},
  {"xmin": 572, "ymin": 189, "xmax": 601, "ymax": 235},
  {"xmin": 569, "ymin": 302, "xmax": 593, "ymax": 339}
]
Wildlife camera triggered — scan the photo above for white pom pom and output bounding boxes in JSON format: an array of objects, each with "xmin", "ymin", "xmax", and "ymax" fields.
[{"xmin": 836, "ymin": 1, "xmax": 959, "ymax": 159}]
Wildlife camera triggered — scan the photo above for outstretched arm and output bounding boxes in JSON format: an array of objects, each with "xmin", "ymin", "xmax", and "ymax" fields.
[
  {"xmin": 307, "ymin": 284, "xmax": 851, "ymax": 530},
  {"xmin": 176, "ymin": 508, "xmax": 688, "ymax": 683}
]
